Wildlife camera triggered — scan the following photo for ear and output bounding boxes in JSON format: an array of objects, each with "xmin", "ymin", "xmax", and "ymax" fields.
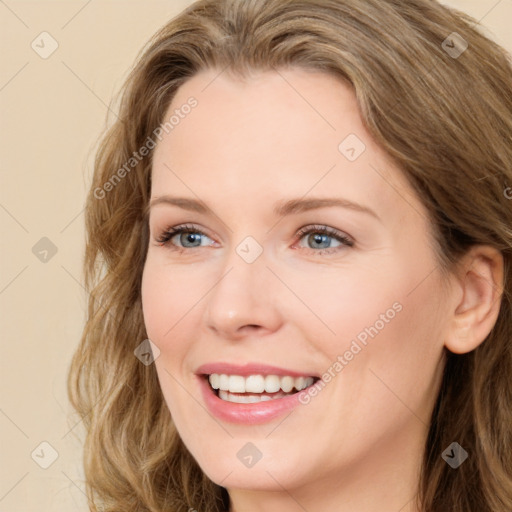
[{"xmin": 444, "ymin": 245, "xmax": 504, "ymax": 355}]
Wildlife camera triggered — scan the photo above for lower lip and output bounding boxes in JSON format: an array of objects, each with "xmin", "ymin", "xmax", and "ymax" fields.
[{"xmin": 198, "ymin": 376, "xmax": 310, "ymax": 424}]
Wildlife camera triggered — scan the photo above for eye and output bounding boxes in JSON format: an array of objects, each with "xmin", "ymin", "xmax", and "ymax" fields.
[
  {"xmin": 294, "ymin": 225, "xmax": 354, "ymax": 255},
  {"xmin": 154, "ymin": 223, "xmax": 354, "ymax": 255},
  {"xmin": 155, "ymin": 224, "xmax": 215, "ymax": 251}
]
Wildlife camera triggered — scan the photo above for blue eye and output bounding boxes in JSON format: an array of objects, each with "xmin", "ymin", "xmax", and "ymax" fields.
[
  {"xmin": 155, "ymin": 223, "xmax": 354, "ymax": 255},
  {"xmin": 295, "ymin": 225, "xmax": 354, "ymax": 255},
  {"xmin": 155, "ymin": 224, "xmax": 214, "ymax": 249}
]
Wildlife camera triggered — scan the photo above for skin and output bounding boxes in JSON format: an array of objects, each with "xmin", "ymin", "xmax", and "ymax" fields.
[{"xmin": 141, "ymin": 67, "xmax": 503, "ymax": 512}]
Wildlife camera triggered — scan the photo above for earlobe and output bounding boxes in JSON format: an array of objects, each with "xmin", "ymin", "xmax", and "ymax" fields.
[{"xmin": 444, "ymin": 246, "xmax": 504, "ymax": 355}]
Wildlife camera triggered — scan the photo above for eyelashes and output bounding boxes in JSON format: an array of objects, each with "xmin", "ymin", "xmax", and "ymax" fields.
[
  {"xmin": 155, "ymin": 223, "xmax": 212, "ymax": 248},
  {"xmin": 295, "ymin": 225, "xmax": 354, "ymax": 254},
  {"xmin": 155, "ymin": 223, "xmax": 354, "ymax": 255}
]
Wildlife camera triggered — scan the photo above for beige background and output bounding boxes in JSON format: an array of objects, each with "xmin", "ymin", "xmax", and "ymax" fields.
[{"xmin": 1, "ymin": 1, "xmax": 510, "ymax": 510}]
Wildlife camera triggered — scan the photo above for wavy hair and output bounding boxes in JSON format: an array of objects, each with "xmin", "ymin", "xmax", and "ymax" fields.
[{"xmin": 67, "ymin": 0, "xmax": 512, "ymax": 510}]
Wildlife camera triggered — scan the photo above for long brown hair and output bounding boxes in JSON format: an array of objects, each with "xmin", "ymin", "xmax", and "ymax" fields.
[{"xmin": 67, "ymin": 0, "xmax": 512, "ymax": 510}]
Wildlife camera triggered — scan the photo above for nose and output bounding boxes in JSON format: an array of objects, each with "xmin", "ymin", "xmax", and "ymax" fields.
[{"xmin": 204, "ymin": 248, "xmax": 283, "ymax": 341}]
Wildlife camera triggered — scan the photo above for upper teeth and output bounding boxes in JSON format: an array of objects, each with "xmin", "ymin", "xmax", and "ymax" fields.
[{"xmin": 208, "ymin": 374, "xmax": 314, "ymax": 394}]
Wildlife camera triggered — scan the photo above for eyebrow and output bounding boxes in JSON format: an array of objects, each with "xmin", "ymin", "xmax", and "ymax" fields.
[{"xmin": 147, "ymin": 195, "xmax": 380, "ymax": 220}]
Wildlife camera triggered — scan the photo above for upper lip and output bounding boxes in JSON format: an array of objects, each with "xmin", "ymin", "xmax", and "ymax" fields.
[{"xmin": 196, "ymin": 362, "xmax": 319, "ymax": 378}]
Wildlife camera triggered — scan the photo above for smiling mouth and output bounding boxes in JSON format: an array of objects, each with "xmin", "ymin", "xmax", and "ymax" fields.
[{"xmin": 205, "ymin": 373, "xmax": 319, "ymax": 404}]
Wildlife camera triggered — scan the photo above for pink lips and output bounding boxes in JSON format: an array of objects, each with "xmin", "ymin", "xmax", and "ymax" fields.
[
  {"xmin": 196, "ymin": 362, "xmax": 316, "ymax": 378},
  {"xmin": 195, "ymin": 362, "xmax": 317, "ymax": 425}
]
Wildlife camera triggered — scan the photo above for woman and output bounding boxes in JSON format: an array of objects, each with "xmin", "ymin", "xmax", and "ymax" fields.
[{"xmin": 67, "ymin": 0, "xmax": 512, "ymax": 510}]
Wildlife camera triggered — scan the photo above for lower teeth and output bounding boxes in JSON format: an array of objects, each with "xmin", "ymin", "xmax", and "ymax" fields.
[{"xmin": 217, "ymin": 389, "xmax": 296, "ymax": 403}]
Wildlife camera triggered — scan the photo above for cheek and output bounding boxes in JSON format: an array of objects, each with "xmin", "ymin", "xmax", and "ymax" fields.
[
  {"xmin": 278, "ymin": 263, "xmax": 402, "ymax": 357},
  {"xmin": 141, "ymin": 262, "xmax": 168, "ymax": 341},
  {"xmin": 141, "ymin": 258, "xmax": 203, "ymax": 343},
  {"xmin": 331, "ymin": 276, "xmax": 445, "ymax": 431},
  {"xmin": 141, "ymin": 262, "xmax": 196, "ymax": 418},
  {"xmin": 303, "ymin": 256, "xmax": 445, "ymax": 416}
]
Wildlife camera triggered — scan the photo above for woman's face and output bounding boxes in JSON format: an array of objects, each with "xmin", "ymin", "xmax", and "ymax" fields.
[{"xmin": 142, "ymin": 68, "xmax": 451, "ymax": 498}]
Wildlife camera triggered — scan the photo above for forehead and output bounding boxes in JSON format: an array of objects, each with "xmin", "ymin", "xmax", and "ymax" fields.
[{"xmin": 150, "ymin": 67, "xmax": 425, "ymax": 226}]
